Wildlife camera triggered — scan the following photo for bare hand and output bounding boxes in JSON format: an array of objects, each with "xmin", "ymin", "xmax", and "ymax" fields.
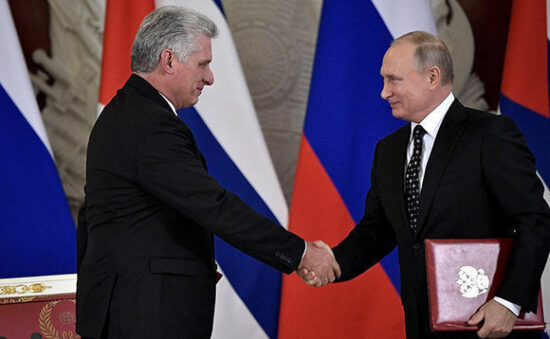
[
  {"xmin": 297, "ymin": 241, "xmax": 341, "ymax": 287},
  {"xmin": 467, "ymin": 300, "xmax": 517, "ymax": 338}
]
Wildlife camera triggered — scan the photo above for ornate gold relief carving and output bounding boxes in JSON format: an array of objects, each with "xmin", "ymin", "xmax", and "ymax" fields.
[
  {"xmin": 0, "ymin": 296, "xmax": 36, "ymax": 304},
  {"xmin": 0, "ymin": 283, "xmax": 52, "ymax": 295}
]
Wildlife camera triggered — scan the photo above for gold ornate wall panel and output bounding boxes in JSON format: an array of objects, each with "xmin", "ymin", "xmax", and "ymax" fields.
[{"xmin": 223, "ymin": 0, "xmax": 322, "ymax": 202}]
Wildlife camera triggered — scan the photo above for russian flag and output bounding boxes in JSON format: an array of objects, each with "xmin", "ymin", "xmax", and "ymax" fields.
[
  {"xmin": 99, "ymin": 1, "xmax": 288, "ymax": 338},
  {"xmin": 0, "ymin": 0, "xmax": 76, "ymax": 278},
  {"xmin": 499, "ymin": 0, "xmax": 550, "ymax": 335},
  {"xmin": 278, "ymin": 1, "xmax": 437, "ymax": 337}
]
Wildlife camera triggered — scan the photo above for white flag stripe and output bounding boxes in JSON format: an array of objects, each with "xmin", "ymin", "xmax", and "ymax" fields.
[
  {"xmin": 0, "ymin": 0, "xmax": 52, "ymax": 155},
  {"xmin": 152, "ymin": 2, "xmax": 287, "ymax": 337},
  {"xmin": 97, "ymin": 103, "xmax": 105, "ymax": 116},
  {"xmin": 156, "ymin": 0, "xmax": 289, "ymax": 227},
  {"xmin": 372, "ymin": 0, "xmax": 438, "ymax": 38},
  {"xmin": 212, "ymin": 266, "xmax": 269, "ymax": 339}
]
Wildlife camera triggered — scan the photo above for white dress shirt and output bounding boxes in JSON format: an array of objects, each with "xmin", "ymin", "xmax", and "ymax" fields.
[
  {"xmin": 406, "ymin": 93, "xmax": 454, "ymax": 190},
  {"xmin": 159, "ymin": 92, "xmax": 177, "ymax": 115},
  {"xmin": 407, "ymin": 92, "xmax": 521, "ymax": 316}
]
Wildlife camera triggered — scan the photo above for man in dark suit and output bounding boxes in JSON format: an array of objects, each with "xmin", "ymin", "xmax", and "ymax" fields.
[
  {"xmin": 300, "ymin": 31, "xmax": 550, "ymax": 338},
  {"xmin": 76, "ymin": 6, "xmax": 339, "ymax": 338}
]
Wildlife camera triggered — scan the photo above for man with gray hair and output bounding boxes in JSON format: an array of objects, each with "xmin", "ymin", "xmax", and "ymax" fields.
[
  {"xmin": 300, "ymin": 31, "xmax": 550, "ymax": 338},
  {"xmin": 76, "ymin": 6, "xmax": 339, "ymax": 338}
]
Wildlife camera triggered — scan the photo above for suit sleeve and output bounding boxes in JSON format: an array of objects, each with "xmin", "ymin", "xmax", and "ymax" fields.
[
  {"xmin": 76, "ymin": 197, "xmax": 87, "ymax": 275},
  {"xmin": 481, "ymin": 115, "xmax": 550, "ymax": 311},
  {"xmin": 332, "ymin": 142, "xmax": 397, "ymax": 281},
  {"xmin": 136, "ymin": 114, "xmax": 305, "ymax": 273}
]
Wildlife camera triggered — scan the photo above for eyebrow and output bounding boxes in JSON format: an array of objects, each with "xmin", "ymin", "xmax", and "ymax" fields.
[{"xmin": 381, "ymin": 73, "xmax": 402, "ymax": 80}]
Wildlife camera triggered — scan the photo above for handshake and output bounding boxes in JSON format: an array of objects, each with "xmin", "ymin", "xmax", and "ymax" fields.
[{"xmin": 297, "ymin": 240, "xmax": 341, "ymax": 287}]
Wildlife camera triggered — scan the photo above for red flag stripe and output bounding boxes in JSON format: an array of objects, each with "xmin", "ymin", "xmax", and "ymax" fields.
[
  {"xmin": 279, "ymin": 136, "xmax": 405, "ymax": 338},
  {"xmin": 501, "ymin": 0, "xmax": 549, "ymax": 118},
  {"xmin": 99, "ymin": 0, "xmax": 155, "ymax": 106}
]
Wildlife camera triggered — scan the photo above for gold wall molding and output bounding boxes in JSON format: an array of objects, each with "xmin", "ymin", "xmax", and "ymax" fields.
[
  {"xmin": 0, "ymin": 283, "xmax": 52, "ymax": 296},
  {"xmin": 0, "ymin": 296, "xmax": 36, "ymax": 304}
]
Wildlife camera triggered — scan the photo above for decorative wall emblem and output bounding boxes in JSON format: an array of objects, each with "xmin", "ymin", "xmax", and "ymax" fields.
[
  {"xmin": 223, "ymin": 0, "xmax": 321, "ymax": 202},
  {"xmin": 456, "ymin": 266, "xmax": 490, "ymax": 298}
]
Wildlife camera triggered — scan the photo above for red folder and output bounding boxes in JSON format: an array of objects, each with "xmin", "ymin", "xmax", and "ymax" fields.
[
  {"xmin": 425, "ymin": 238, "xmax": 545, "ymax": 331},
  {"xmin": 0, "ymin": 294, "xmax": 77, "ymax": 338}
]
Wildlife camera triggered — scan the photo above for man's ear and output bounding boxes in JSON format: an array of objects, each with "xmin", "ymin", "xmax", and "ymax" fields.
[
  {"xmin": 427, "ymin": 65, "xmax": 442, "ymax": 89},
  {"xmin": 159, "ymin": 49, "xmax": 175, "ymax": 74}
]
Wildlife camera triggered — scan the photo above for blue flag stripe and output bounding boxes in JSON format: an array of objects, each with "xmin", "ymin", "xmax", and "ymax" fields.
[
  {"xmin": 303, "ymin": 0, "xmax": 405, "ymax": 292},
  {"xmin": 0, "ymin": 85, "xmax": 76, "ymax": 278},
  {"xmin": 179, "ymin": 107, "xmax": 281, "ymax": 338},
  {"xmin": 213, "ymin": 0, "xmax": 225, "ymax": 16},
  {"xmin": 500, "ymin": 94, "xmax": 550, "ymax": 186},
  {"xmin": 304, "ymin": 0, "xmax": 405, "ymax": 222}
]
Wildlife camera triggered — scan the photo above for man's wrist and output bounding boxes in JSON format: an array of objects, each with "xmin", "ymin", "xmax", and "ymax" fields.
[{"xmin": 493, "ymin": 296, "xmax": 521, "ymax": 316}]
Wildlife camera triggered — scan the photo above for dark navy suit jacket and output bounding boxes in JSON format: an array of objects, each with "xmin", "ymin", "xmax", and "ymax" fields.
[
  {"xmin": 76, "ymin": 74, "xmax": 304, "ymax": 338},
  {"xmin": 333, "ymin": 100, "xmax": 550, "ymax": 338}
]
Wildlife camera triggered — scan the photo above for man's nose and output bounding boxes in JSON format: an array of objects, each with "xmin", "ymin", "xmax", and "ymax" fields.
[
  {"xmin": 204, "ymin": 67, "xmax": 214, "ymax": 85},
  {"xmin": 380, "ymin": 82, "xmax": 390, "ymax": 100}
]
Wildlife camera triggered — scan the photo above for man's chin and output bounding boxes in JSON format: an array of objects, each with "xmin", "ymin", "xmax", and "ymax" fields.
[
  {"xmin": 391, "ymin": 110, "xmax": 403, "ymax": 119},
  {"xmin": 183, "ymin": 98, "xmax": 199, "ymax": 108}
]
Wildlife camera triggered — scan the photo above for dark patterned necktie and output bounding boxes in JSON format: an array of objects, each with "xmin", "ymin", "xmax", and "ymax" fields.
[{"xmin": 405, "ymin": 125, "xmax": 426, "ymax": 235}]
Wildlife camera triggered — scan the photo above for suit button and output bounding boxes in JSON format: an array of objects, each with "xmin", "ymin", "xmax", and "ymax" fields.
[{"xmin": 412, "ymin": 243, "xmax": 421, "ymax": 250}]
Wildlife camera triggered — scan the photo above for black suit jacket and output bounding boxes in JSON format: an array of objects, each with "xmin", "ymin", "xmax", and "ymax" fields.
[
  {"xmin": 333, "ymin": 100, "xmax": 550, "ymax": 338},
  {"xmin": 76, "ymin": 74, "xmax": 305, "ymax": 338}
]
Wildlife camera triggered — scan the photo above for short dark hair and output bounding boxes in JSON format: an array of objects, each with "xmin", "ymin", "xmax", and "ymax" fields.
[{"xmin": 392, "ymin": 31, "xmax": 454, "ymax": 85}]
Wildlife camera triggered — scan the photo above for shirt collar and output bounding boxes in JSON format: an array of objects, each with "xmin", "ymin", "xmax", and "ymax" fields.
[
  {"xmin": 411, "ymin": 92, "xmax": 454, "ymax": 138},
  {"xmin": 158, "ymin": 92, "xmax": 177, "ymax": 116}
]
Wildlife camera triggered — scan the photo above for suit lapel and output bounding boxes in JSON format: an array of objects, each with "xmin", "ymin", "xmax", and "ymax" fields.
[
  {"xmin": 382, "ymin": 126, "xmax": 411, "ymax": 234},
  {"xmin": 416, "ymin": 100, "xmax": 468, "ymax": 237}
]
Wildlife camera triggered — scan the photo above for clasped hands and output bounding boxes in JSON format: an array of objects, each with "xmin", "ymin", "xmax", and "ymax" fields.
[{"xmin": 297, "ymin": 240, "xmax": 341, "ymax": 287}]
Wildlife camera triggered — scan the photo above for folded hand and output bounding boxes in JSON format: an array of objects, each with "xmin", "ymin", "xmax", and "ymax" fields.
[{"xmin": 467, "ymin": 299, "xmax": 517, "ymax": 338}]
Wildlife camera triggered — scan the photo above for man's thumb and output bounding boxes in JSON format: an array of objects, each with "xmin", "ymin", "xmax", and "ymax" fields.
[{"xmin": 467, "ymin": 309, "xmax": 484, "ymax": 326}]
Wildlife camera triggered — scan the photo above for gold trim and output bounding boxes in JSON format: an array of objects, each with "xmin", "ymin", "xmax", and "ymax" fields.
[
  {"xmin": 0, "ymin": 296, "xmax": 36, "ymax": 304},
  {"xmin": 0, "ymin": 283, "xmax": 52, "ymax": 295}
]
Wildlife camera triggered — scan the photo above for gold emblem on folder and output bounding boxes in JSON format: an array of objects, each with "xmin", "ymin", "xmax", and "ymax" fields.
[{"xmin": 39, "ymin": 299, "xmax": 79, "ymax": 339}]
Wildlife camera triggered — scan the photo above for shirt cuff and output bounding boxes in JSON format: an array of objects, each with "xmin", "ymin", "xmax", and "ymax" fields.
[
  {"xmin": 493, "ymin": 296, "xmax": 521, "ymax": 316},
  {"xmin": 301, "ymin": 241, "xmax": 307, "ymax": 260}
]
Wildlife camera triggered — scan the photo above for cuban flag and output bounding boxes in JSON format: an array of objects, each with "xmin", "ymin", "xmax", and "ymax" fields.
[
  {"xmin": 278, "ymin": 1, "xmax": 437, "ymax": 337},
  {"xmin": 0, "ymin": 0, "xmax": 76, "ymax": 279},
  {"xmin": 499, "ymin": 0, "xmax": 550, "ymax": 335},
  {"xmin": 99, "ymin": 1, "xmax": 288, "ymax": 338}
]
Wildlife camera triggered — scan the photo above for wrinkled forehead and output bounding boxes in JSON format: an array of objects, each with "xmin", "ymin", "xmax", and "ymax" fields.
[
  {"xmin": 380, "ymin": 42, "xmax": 416, "ymax": 74},
  {"xmin": 386, "ymin": 41, "xmax": 416, "ymax": 63},
  {"xmin": 190, "ymin": 35, "xmax": 213, "ymax": 56}
]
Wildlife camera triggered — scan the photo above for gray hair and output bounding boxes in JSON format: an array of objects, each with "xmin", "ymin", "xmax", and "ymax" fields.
[
  {"xmin": 392, "ymin": 31, "xmax": 454, "ymax": 86},
  {"xmin": 131, "ymin": 6, "xmax": 218, "ymax": 73}
]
